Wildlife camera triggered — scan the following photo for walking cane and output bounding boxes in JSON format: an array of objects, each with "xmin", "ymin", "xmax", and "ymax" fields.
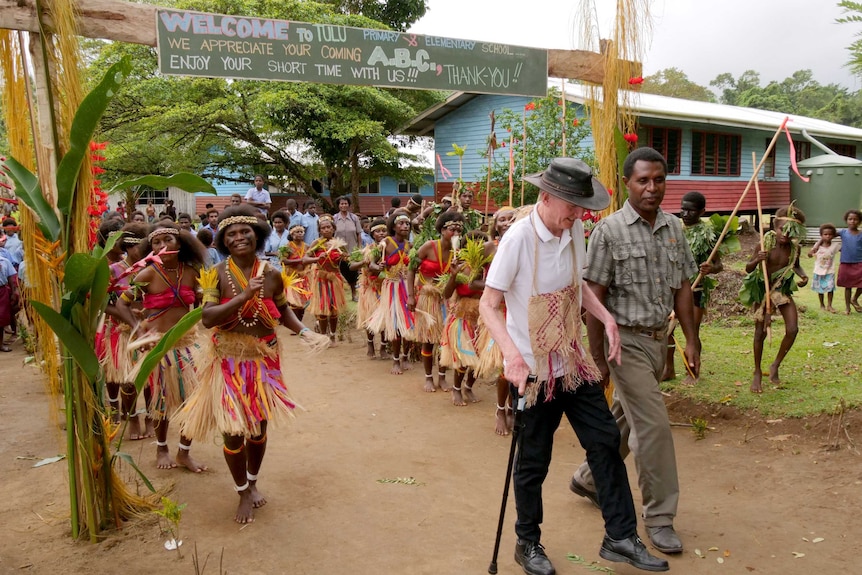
[{"xmin": 488, "ymin": 375, "xmax": 534, "ymax": 574}]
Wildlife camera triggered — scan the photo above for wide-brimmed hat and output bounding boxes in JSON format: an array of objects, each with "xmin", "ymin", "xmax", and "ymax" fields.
[{"xmin": 524, "ymin": 158, "xmax": 610, "ymax": 211}]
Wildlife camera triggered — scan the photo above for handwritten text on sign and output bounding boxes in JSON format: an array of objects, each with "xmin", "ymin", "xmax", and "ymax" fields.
[{"xmin": 156, "ymin": 10, "xmax": 548, "ymax": 97}]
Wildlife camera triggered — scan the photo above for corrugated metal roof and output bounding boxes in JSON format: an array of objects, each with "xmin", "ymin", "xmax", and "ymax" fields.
[{"xmin": 399, "ymin": 80, "xmax": 862, "ymax": 141}]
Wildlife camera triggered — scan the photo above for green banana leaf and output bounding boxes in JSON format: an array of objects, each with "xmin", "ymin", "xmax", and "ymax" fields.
[
  {"xmin": 133, "ymin": 307, "xmax": 203, "ymax": 394},
  {"xmin": 87, "ymin": 261, "xmax": 111, "ymax": 337},
  {"xmin": 109, "ymin": 174, "xmax": 216, "ymax": 195},
  {"xmin": 30, "ymin": 301, "xmax": 100, "ymax": 382},
  {"xmin": 64, "ymin": 253, "xmax": 102, "ymax": 305},
  {"xmin": 2, "ymin": 156, "xmax": 61, "ymax": 241},
  {"xmin": 56, "ymin": 57, "xmax": 132, "ymax": 217},
  {"xmin": 113, "ymin": 452, "xmax": 155, "ymax": 493},
  {"xmin": 91, "ymin": 229, "xmax": 124, "ymax": 260}
]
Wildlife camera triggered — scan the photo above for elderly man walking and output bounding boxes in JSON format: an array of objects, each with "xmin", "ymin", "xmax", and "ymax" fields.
[
  {"xmin": 569, "ymin": 146, "xmax": 700, "ymax": 556},
  {"xmin": 479, "ymin": 158, "xmax": 668, "ymax": 575}
]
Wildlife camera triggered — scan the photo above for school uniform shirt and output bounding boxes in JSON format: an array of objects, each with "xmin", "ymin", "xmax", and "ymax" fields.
[
  {"xmin": 245, "ymin": 187, "xmax": 272, "ymax": 214},
  {"xmin": 303, "ymin": 212, "xmax": 320, "ymax": 245},
  {"xmin": 264, "ymin": 229, "xmax": 291, "ymax": 270}
]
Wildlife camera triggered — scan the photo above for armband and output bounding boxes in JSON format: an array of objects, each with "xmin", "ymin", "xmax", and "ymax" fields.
[
  {"xmin": 202, "ymin": 288, "xmax": 220, "ymax": 305},
  {"xmin": 274, "ymin": 292, "xmax": 288, "ymax": 307},
  {"xmin": 119, "ymin": 290, "xmax": 137, "ymax": 304}
]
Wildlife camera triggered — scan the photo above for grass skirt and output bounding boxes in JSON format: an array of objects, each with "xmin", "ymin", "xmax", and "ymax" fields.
[
  {"xmin": 356, "ymin": 271, "xmax": 382, "ymax": 330},
  {"xmin": 439, "ymin": 297, "xmax": 480, "ymax": 370},
  {"xmin": 474, "ymin": 316, "xmax": 503, "ymax": 378},
  {"xmin": 367, "ymin": 274, "xmax": 416, "ymax": 340},
  {"xmin": 133, "ymin": 330, "xmax": 199, "ymax": 421},
  {"xmin": 310, "ymin": 268, "xmax": 346, "ymax": 318},
  {"xmin": 96, "ymin": 319, "xmax": 132, "ymax": 383},
  {"xmin": 176, "ymin": 331, "xmax": 296, "ymax": 440},
  {"xmin": 286, "ymin": 274, "xmax": 311, "ymax": 309},
  {"xmin": 407, "ymin": 284, "xmax": 445, "ymax": 343}
]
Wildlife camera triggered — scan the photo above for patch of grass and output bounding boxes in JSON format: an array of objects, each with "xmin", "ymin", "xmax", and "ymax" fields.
[{"xmin": 668, "ymin": 256, "xmax": 861, "ymax": 418}]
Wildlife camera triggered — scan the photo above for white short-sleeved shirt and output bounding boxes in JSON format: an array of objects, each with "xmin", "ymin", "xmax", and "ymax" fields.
[
  {"xmin": 485, "ymin": 207, "xmax": 586, "ymax": 376},
  {"xmin": 245, "ymin": 187, "xmax": 272, "ymax": 214}
]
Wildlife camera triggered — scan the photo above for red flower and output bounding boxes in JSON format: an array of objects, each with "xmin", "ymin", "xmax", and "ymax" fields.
[
  {"xmin": 89, "ymin": 141, "xmax": 107, "ymax": 151},
  {"xmin": 91, "ymin": 166, "xmax": 106, "ymax": 174},
  {"xmin": 525, "ymin": 102, "xmax": 536, "ymax": 111},
  {"xmin": 608, "ymin": 188, "xmax": 614, "ymax": 196},
  {"xmin": 623, "ymin": 133, "xmax": 638, "ymax": 144},
  {"xmin": 501, "ymin": 141, "xmax": 506, "ymax": 147},
  {"xmin": 628, "ymin": 76, "xmax": 644, "ymax": 85},
  {"xmin": 581, "ymin": 210, "xmax": 593, "ymax": 221},
  {"xmin": 572, "ymin": 119, "xmax": 579, "ymax": 126},
  {"xmin": 91, "ymin": 154, "xmax": 106, "ymax": 162}
]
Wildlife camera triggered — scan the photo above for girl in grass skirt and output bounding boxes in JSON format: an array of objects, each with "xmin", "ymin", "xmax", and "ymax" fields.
[
  {"xmin": 351, "ymin": 217, "xmax": 388, "ymax": 359},
  {"xmin": 115, "ymin": 222, "xmax": 208, "ymax": 473},
  {"xmin": 281, "ymin": 223, "xmax": 314, "ymax": 321},
  {"xmin": 407, "ymin": 211, "xmax": 465, "ymax": 392},
  {"xmin": 308, "ymin": 215, "xmax": 346, "ymax": 343},
  {"xmin": 176, "ymin": 205, "xmax": 328, "ymax": 524},
  {"xmin": 99, "ymin": 222, "xmax": 153, "ymax": 440},
  {"xmin": 367, "ymin": 213, "xmax": 415, "ymax": 374},
  {"xmin": 440, "ymin": 233, "xmax": 490, "ymax": 406}
]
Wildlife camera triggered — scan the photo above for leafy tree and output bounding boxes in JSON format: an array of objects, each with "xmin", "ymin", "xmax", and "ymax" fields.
[
  {"xmin": 641, "ymin": 68, "xmax": 716, "ymax": 102},
  {"xmin": 324, "ymin": 0, "xmax": 428, "ymax": 31},
  {"xmin": 479, "ymin": 88, "xmax": 595, "ymax": 207},
  {"xmin": 710, "ymin": 70, "xmax": 761, "ymax": 105},
  {"xmin": 837, "ymin": 0, "xmax": 862, "ymax": 76},
  {"xmin": 92, "ymin": 0, "xmax": 442, "ymax": 208}
]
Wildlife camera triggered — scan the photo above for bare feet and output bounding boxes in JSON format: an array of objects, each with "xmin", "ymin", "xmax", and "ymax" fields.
[
  {"xmin": 826, "ymin": 306, "xmax": 836, "ymax": 313},
  {"xmin": 750, "ymin": 371, "xmax": 763, "ymax": 394},
  {"xmin": 235, "ymin": 489, "xmax": 255, "ymax": 524},
  {"xmin": 128, "ymin": 415, "xmax": 143, "ymax": 441},
  {"xmin": 463, "ymin": 385, "xmax": 480, "ymax": 403},
  {"xmin": 248, "ymin": 483, "xmax": 267, "ymax": 508},
  {"xmin": 768, "ymin": 363, "xmax": 782, "ymax": 385},
  {"xmin": 494, "ymin": 406, "xmax": 511, "ymax": 436},
  {"xmin": 853, "ymin": 301, "xmax": 862, "ymax": 313},
  {"xmin": 681, "ymin": 374, "xmax": 698, "ymax": 387},
  {"xmin": 436, "ymin": 374, "xmax": 450, "ymax": 392},
  {"xmin": 143, "ymin": 417, "xmax": 156, "ymax": 439},
  {"xmin": 451, "ymin": 387, "xmax": 466, "ymax": 406},
  {"xmin": 366, "ymin": 344, "xmax": 376, "ymax": 359},
  {"xmin": 423, "ymin": 376, "xmax": 435, "ymax": 392},
  {"xmin": 390, "ymin": 359, "xmax": 404, "ymax": 375},
  {"xmin": 156, "ymin": 446, "xmax": 177, "ymax": 469},
  {"xmin": 176, "ymin": 449, "xmax": 207, "ymax": 473}
]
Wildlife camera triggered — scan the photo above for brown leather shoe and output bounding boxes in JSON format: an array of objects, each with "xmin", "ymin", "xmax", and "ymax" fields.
[{"xmin": 646, "ymin": 526, "xmax": 683, "ymax": 554}]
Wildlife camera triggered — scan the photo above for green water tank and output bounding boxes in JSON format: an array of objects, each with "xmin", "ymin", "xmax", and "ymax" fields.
[{"xmin": 790, "ymin": 154, "xmax": 862, "ymax": 226}]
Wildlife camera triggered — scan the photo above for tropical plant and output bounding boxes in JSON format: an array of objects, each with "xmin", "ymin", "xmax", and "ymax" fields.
[
  {"xmin": 480, "ymin": 88, "xmax": 595, "ymax": 207},
  {"xmin": 3, "ymin": 55, "xmax": 214, "ymax": 541}
]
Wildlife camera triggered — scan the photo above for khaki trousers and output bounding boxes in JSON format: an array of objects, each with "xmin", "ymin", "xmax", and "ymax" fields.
[{"xmin": 573, "ymin": 329, "xmax": 679, "ymax": 527}]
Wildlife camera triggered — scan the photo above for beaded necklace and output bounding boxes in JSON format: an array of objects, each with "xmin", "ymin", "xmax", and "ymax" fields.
[{"xmin": 225, "ymin": 257, "xmax": 276, "ymax": 329}]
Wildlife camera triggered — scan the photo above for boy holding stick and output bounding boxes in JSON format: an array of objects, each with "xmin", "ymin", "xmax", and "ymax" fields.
[{"xmin": 742, "ymin": 205, "xmax": 808, "ymax": 393}]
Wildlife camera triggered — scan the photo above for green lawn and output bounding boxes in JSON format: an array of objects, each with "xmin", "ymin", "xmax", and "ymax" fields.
[{"xmin": 664, "ymin": 254, "xmax": 861, "ymax": 418}]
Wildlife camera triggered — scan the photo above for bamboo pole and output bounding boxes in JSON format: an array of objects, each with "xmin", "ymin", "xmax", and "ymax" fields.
[
  {"xmin": 561, "ymin": 80, "xmax": 567, "ymax": 156},
  {"xmin": 520, "ymin": 107, "xmax": 526, "ymax": 207},
  {"xmin": 507, "ymin": 132, "xmax": 514, "ymax": 207},
  {"xmin": 690, "ymin": 118, "xmax": 789, "ymax": 290},
  {"xmin": 752, "ymin": 152, "xmax": 772, "ymax": 315}
]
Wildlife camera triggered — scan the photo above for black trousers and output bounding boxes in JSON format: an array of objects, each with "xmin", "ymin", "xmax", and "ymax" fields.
[{"xmin": 513, "ymin": 380, "xmax": 637, "ymax": 542}]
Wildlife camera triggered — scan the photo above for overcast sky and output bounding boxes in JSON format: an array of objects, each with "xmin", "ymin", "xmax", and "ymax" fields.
[{"xmin": 410, "ymin": 0, "xmax": 860, "ymax": 92}]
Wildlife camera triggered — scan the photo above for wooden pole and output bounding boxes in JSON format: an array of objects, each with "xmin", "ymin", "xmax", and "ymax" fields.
[
  {"xmin": 508, "ymin": 132, "xmax": 514, "ymax": 207},
  {"xmin": 560, "ymin": 80, "xmax": 567, "ymax": 156},
  {"xmin": 520, "ymin": 107, "xmax": 526, "ymax": 207},
  {"xmin": 752, "ymin": 152, "xmax": 772, "ymax": 315}
]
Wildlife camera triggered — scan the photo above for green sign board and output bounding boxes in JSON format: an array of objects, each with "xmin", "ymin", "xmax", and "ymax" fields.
[{"xmin": 156, "ymin": 9, "xmax": 548, "ymax": 97}]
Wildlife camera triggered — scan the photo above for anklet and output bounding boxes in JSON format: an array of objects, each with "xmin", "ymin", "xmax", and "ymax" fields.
[
  {"xmin": 496, "ymin": 403, "xmax": 506, "ymax": 411},
  {"xmin": 392, "ymin": 354, "xmax": 400, "ymax": 361},
  {"xmin": 367, "ymin": 334, "xmax": 375, "ymax": 343},
  {"xmin": 223, "ymin": 444, "xmax": 244, "ymax": 455},
  {"xmin": 247, "ymin": 472, "xmax": 258, "ymax": 481},
  {"xmin": 178, "ymin": 442, "xmax": 191, "ymax": 451},
  {"xmin": 438, "ymin": 370, "xmax": 446, "ymax": 378},
  {"xmin": 108, "ymin": 393, "xmax": 119, "ymax": 402},
  {"xmin": 235, "ymin": 482, "xmax": 249, "ymax": 492},
  {"xmin": 452, "ymin": 386, "xmax": 461, "ymax": 392},
  {"xmin": 421, "ymin": 349, "xmax": 433, "ymax": 357},
  {"xmin": 156, "ymin": 440, "xmax": 168, "ymax": 447},
  {"xmin": 247, "ymin": 434, "xmax": 267, "ymax": 444}
]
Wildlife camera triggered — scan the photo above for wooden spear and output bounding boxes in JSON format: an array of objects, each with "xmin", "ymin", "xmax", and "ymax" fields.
[
  {"xmin": 520, "ymin": 106, "xmax": 526, "ymax": 207},
  {"xmin": 752, "ymin": 152, "xmax": 772, "ymax": 316}
]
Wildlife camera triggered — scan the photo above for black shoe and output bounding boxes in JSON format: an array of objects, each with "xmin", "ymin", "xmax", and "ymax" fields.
[
  {"xmin": 514, "ymin": 539, "xmax": 556, "ymax": 575},
  {"xmin": 646, "ymin": 525, "xmax": 683, "ymax": 554},
  {"xmin": 569, "ymin": 476, "xmax": 600, "ymax": 509},
  {"xmin": 600, "ymin": 535, "xmax": 669, "ymax": 572}
]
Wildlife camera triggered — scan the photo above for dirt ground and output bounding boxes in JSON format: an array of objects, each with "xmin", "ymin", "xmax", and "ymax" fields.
[{"xmin": 1, "ymin": 326, "xmax": 861, "ymax": 575}]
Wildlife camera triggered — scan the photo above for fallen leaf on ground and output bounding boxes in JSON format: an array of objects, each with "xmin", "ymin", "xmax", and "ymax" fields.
[
  {"xmin": 767, "ymin": 434, "xmax": 792, "ymax": 441},
  {"xmin": 822, "ymin": 341, "xmax": 840, "ymax": 347},
  {"xmin": 766, "ymin": 419, "xmax": 783, "ymax": 424},
  {"xmin": 812, "ymin": 537, "xmax": 824, "ymax": 543},
  {"xmin": 33, "ymin": 455, "xmax": 65, "ymax": 467},
  {"xmin": 708, "ymin": 547, "xmax": 719, "ymax": 551},
  {"xmin": 792, "ymin": 552, "xmax": 805, "ymax": 558},
  {"xmin": 695, "ymin": 548, "xmax": 705, "ymax": 558},
  {"xmin": 717, "ymin": 557, "xmax": 725, "ymax": 564},
  {"xmin": 724, "ymin": 550, "xmax": 731, "ymax": 557}
]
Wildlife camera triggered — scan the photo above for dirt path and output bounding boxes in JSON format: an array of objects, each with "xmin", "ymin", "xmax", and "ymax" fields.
[{"xmin": 1, "ymin": 328, "xmax": 860, "ymax": 575}]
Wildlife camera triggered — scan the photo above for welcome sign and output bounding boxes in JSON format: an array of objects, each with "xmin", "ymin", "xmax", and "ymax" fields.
[{"xmin": 156, "ymin": 9, "xmax": 549, "ymax": 97}]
